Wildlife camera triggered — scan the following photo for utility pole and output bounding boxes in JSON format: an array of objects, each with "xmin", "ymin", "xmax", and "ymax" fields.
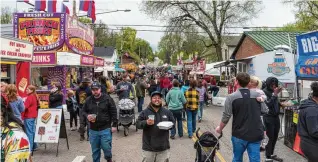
[{"xmin": 73, "ymin": 0, "xmax": 77, "ymax": 18}]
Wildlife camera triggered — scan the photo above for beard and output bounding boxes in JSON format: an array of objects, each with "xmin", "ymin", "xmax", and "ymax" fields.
[{"xmin": 151, "ymin": 102, "xmax": 162, "ymax": 109}]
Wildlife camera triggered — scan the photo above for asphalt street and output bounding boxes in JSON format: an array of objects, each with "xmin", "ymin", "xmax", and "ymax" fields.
[{"xmin": 32, "ymin": 95, "xmax": 307, "ymax": 162}]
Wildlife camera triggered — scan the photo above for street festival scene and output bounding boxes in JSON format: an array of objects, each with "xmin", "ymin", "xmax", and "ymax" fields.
[{"xmin": 0, "ymin": 0, "xmax": 318, "ymax": 162}]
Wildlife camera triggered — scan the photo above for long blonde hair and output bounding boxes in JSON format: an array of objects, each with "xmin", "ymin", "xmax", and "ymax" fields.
[{"xmin": 6, "ymin": 84, "xmax": 18, "ymax": 102}]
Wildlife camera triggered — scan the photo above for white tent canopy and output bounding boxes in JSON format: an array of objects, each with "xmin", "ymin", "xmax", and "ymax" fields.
[{"xmin": 204, "ymin": 61, "xmax": 222, "ymax": 76}]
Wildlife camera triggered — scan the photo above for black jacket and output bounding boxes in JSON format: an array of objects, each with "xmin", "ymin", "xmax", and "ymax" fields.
[
  {"xmin": 49, "ymin": 92, "xmax": 63, "ymax": 108},
  {"xmin": 297, "ymin": 98, "xmax": 318, "ymax": 149},
  {"xmin": 263, "ymin": 77, "xmax": 280, "ymax": 117},
  {"xmin": 82, "ymin": 94, "xmax": 118, "ymax": 131},
  {"xmin": 137, "ymin": 105, "xmax": 175, "ymax": 152}
]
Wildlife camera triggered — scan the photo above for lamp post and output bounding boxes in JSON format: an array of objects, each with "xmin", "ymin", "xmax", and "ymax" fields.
[{"xmin": 78, "ymin": 9, "xmax": 131, "ymax": 17}]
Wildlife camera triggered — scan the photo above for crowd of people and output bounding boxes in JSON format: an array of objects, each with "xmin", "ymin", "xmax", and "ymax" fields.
[{"xmin": 1, "ymin": 69, "xmax": 317, "ymax": 162}]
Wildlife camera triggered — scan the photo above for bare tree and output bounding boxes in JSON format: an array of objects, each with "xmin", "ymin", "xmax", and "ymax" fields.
[{"xmin": 142, "ymin": 1, "xmax": 262, "ymax": 61}]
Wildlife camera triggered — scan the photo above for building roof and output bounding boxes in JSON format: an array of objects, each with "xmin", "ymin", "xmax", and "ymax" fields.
[
  {"xmin": 231, "ymin": 31, "xmax": 304, "ymax": 59},
  {"xmin": 223, "ymin": 36, "xmax": 241, "ymax": 46},
  {"xmin": 94, "ymin": 46, "xmax": 115, "ymax": 58}
]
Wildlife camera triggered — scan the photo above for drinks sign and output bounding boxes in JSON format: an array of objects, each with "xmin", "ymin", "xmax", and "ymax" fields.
[
  {"xmin": 32, "ymin": 52, "xmax": 56, "ymax": 65},
  {"xmin": 13, "ymin": 13, "xmax": 65, "ymax": 52},
  {"xmin": 81, "ymin": 55, "xmax": 95, "ymax": 66}
]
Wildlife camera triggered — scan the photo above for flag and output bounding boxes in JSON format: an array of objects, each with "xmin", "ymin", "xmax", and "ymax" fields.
[
  {"xmin": 62, "ymin": 3, "xmax": 70, "ymax": 14},
  {"xmin": 47, "ymin": 0, "xmax": 57, "ymax": 13},
  {"xmin": 35, "ymin": 0, "xmax": 46, "ymax": 11},
  {"xmin": 87, "ymin": 0, "xmax": 96, "ymax": 23},
  {"xmin": 79, "ymin": 0, "xmax": 89, "ymax": 11}
]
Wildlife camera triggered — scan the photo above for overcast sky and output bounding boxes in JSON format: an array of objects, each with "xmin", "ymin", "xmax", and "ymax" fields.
[{"xmin": 1, "ymin": 0, "xmax": 296, "ymax": 51}]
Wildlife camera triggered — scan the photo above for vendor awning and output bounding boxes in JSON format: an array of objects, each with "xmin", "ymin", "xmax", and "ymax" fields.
[
  {"xmin": 213, "ymin": 60, "xmax": 231, "ymax": 68},
  {"xmin": 231, "ymin": 56, "xmax": 255, "ymax": 62}
]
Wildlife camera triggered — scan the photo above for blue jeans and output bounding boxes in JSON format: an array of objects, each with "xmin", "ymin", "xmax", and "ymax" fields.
[
  {"xmin": 197, "ymin": 101, "xmax": 204, "ymax": 120},
  {"xmin": 89, "ymin": 128, "xmax": 112, "ymax": 162},
  {"xmin": 231, "ymin": 136, "xmax": 261, "ymax": 162},
  {"xmin": 137, "ymin": 97, "xmax": 144, "ymax": 112},
  {"xmin": 24, "ymin": 118, "xmax": 37, "ymax": 151},
  {"xmin": 186, "ymin": 109, "xmax": 197, "ymax": 137},
  {"xmin": 170, "ymin": 109, "xmax": 183, "ymax": 137}
]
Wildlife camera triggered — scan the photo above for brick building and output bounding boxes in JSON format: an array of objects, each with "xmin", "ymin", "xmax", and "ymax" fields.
[{"xmin": 231, "ymin": 31, "xmax": 303, "ymax": 60}]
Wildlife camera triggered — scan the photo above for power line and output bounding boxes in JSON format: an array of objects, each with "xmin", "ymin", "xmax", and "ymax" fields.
[{"xmin": 106, "ymin": 28, "xmax": 242, "ymax": 34}]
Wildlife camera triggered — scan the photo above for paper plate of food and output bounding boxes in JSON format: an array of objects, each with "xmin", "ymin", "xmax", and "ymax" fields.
[{"xmin": 157, "ymin": 121, "xmax": 174, "ymax": 130}]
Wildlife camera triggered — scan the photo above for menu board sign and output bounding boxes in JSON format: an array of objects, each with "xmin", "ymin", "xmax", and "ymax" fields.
[
  {"xmin": 81, "ymin": 55, "xmax": 95, "ymax": 66},
  {"xmin": 34, "ymin": 109, "xmax": 62, "ymax": 143},
  {"xmin": 1, "ymin": 36, "xmax": 33, "ymax": 61},
  {"xmin": 13, "ymin": 13, "xmax": 65, "ymax": 52},
  {"xmin": 65, "ymin": 15, "xmax": 94, "ymax": 55},
  {"xmin": 32, "ymin": 52, "xmax": 56, "ymax": 65}
]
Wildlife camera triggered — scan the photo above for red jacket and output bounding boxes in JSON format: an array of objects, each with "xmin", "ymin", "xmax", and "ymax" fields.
[
  {"xmin": 23, "ymin": 94, "xmax": 38, "ymax": 119},
  {"xmin": 162, "ymin": 77, "xmax": 171, "ymax": 89}
]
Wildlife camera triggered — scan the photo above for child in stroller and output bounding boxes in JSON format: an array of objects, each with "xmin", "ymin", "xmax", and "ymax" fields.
[{"xmin": 194, "ymin": 128, "xmax": 222, "ymax": 162}]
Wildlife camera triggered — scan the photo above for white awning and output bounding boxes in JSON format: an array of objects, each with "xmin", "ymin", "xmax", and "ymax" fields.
[{"xmin": 94, "ymin": 67, "xmax": 104, "ymax": 72}]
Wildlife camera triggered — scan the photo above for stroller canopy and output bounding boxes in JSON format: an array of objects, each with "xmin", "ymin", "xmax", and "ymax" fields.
[{"xmin": 118, "ymin": 99, "xmax": 135, "ymax": 110}]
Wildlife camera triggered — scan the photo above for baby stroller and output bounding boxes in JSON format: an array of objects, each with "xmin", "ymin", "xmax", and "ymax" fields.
[
  {"xmin": 117, "ymin": 99, "xmax": 138, "ymax": 136},
  {"xmin": 194, "ymin": 128, "xmax": 222, "ymax": 162}
]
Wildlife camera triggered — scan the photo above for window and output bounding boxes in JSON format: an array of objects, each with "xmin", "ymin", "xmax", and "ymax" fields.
[{"xmin": 237, "ymin": 62, "xmax": 247, "ymax": 73}]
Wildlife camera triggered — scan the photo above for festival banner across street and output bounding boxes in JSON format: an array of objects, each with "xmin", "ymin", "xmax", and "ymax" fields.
[{"xmin": 296, "ymin": 31, "xmax": 318, "ymax": 79}]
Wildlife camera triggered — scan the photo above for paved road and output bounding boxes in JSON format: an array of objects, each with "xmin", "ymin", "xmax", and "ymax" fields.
[{"xmin": 32, "ymin": 95, "xmax": 306, "ymax": 162}]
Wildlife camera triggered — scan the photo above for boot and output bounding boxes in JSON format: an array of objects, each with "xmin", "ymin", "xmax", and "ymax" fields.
[
  {"xmin": 80, "ymin": 135, "xmax": 85, "ymax": 141},
  {"xmin": 271, "ymin": 155, "xmax": 283, "ymax": 162}
]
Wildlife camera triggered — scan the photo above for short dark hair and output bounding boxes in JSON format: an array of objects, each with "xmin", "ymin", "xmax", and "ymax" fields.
[
  {"xmin": 236, "ymin": 72, "xmax": 250, "ymax": 87},
  {"xmin": 190, "ymin": 79, "xmax": 197, "ymax": 88},
  {"xmin": 311, "ymin": 82, "xmax": 318, "ymax": 97},
  {"xmin": 172, "ymin": 79, "xmax": 179, "ymax": 87}
]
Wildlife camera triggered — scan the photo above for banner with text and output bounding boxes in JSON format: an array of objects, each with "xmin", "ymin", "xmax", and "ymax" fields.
[
  {"xmin": 1, "ymin": 37, "xmax": 33, "ymax": 61},
  {"xmin": 32, "ymin": 52, "xmax": 56, "ymax": 65},
  {"xmin": 14, "ymin": 13, "xmax": 66, "ymax": 52},
  {"xmin": 34, "ymin": 109, "xmax": 62, "ymax": 143},
  {"xmin": 65, "ymin": 15, "xmax": 94, "ymax": 55},
  {"xmin": 95, "ymin": 57, "xmax": 104, "ymax": 67},
  {"xmin": 296, "ymin": 31, "xmax": 318, "ymax": 79},
  {"xmin": 81, "ymin": 55, "xmax": 95, "ymax": 66}
]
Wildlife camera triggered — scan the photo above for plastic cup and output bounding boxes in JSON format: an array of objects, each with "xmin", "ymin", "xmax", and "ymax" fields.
[
  {"xmin": 148, "ymin": 115, "xmax": 155, "ymax": 120},
  {"xmin": 90, "ymin": 114, "xmax": 97, "ymax": 122}
]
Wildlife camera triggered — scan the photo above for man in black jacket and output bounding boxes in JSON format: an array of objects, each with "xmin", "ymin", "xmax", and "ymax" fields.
[
  {"xmin": 297, "ymin": 82, "xmax": 318, "ymax": 161},
  {"xmin": 263, "ymin": 77, "xmax": 283, "ymax": 162},
  {"xmin": 82, "ymin": 82, "xmax": 117, "ymax": 162},
  {"xmin": 137, "ymin": 91, "xmax": 175, "ymax": 162}
]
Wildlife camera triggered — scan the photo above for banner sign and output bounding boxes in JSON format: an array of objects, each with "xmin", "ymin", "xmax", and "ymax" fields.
[
  {"xmin": 16, "ymin": 62, "xmax": 31, "ymax": 98},
  {"xmin": 95, "ymin": 57, "xmax": 104, "ymax": 66},
  {"xmin": 37, "ymin": 91, "xmax": 50, "ymax": 108},
  {"xmin": 296, "ymin": 31, "xmax": 318, "ymax": 78},
  {"xmin": 296, "ymin": 31, "xmax": 318, "ymax": 56},
  {"xmin": 81, "ymin": 55, "xmax": 95, "ymax": 66},
  {"xmin": 65, "ymin": 15, "xmax": 94, "ymax": 55},
  {"xmin": 295, "ymin": 55, "xmax": 318, "ymax": 78},
  {"xmin": 13, "ymin": 13, "xmax": 66, "ymax": 52},
  {"xmin": 1, "ymin": 37, "xmax": 33, "ymax": 61},
  {"xmin": 32, "ymin": 52, "xmax": 56, "ymax": 65},
  {"xmin": 34, "ymin": 109, "xmax": 62, "ymax": 143}
]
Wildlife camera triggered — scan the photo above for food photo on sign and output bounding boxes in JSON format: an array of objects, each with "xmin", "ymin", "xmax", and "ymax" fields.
[{"xmin": 34, "ymin": 109, "xmax": 62, "ymax": 143}]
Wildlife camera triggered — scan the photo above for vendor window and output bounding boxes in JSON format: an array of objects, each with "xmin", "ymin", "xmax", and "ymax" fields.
[
  {"xmin": 31, "ymin": 67, "xmax": 49, "ymax": 90},
  {"xmin": 1, "ymin": 64, "xmax": 10, "ymax": 83}
]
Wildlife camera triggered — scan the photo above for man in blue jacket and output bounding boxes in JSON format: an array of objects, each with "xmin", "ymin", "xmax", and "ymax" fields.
[{"xmin": 166, "ymin": 79, "xmax": 187, "ymax": 139}]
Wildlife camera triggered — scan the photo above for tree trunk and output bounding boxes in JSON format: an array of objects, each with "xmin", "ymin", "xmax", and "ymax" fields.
[{"xmin": 215, "ymin": 44, "xmax": 223, "ymax": 61}]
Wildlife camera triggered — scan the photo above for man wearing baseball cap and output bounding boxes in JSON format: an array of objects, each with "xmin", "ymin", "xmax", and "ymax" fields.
[
  {"xmin": 82, "ymin": 82, "xmax": 118, "ymax": 162},
  {"xmin": 137, "ymin": 91, "xmax": 175, "ymax": 162}
]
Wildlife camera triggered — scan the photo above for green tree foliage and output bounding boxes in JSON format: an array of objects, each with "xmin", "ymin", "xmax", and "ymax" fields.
[
  {"xmin": 142, "ymin": 1, "xmax": 262, "ymax": 61},
  {"xmin": 78, "ymin": 18, "xmax": 154, "ymax": 64},
  {"xmin": 281, "ymin": 1, "xmax": 318, "ymax": 31},
  {"xmin": 1, "ymin": 7, "xmax": 12, "ymax": 24}
]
